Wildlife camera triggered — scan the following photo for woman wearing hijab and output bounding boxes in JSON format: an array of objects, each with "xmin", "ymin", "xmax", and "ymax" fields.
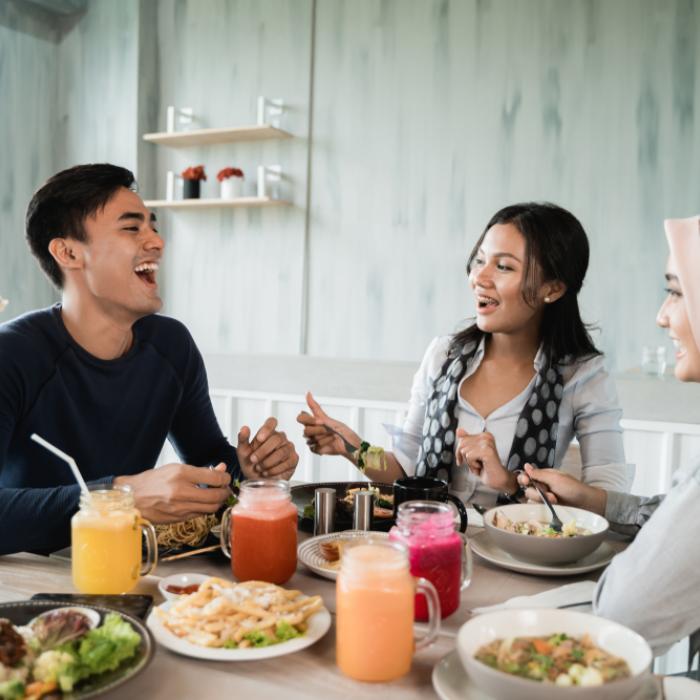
[
  {"xmin": 298, "ymin": 203, "xmax": 632, "ymax": 506},
  {"xmin": 519, "ymin": 216, "xmax": 700, "ymax": 656}
]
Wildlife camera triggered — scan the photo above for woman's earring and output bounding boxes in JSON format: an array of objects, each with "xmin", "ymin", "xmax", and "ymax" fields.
[{"xmin": 544, "ymin": 297, "xmax": 551, "ymax": 303}]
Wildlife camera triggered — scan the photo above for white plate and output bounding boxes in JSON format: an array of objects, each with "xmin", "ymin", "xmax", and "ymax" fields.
[
  {"xmin": 297, "ymin": 530, "xmax": 389, "ymax": 581},
  {"xmin": 432, "ymin": 651, "xmax": 695, "ymax": 700},
  {"xmin": 147, "ymin": 599, "xmax": 331, "ymax": 661},
  {"xmin": 470, "ymin": 531, "xmax": 616, "ymax": 576},
  {"xmin": 432, "ymin": 650, "xmax": 492, "ymax": 700}
]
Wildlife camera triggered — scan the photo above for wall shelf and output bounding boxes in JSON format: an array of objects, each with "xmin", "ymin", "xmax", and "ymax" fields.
[
  {"xmin": 144, "ymin": 197, "xmax": 289, "ymax": 210},
  {"xmin": 142, "ymin": 125, "xmax": 292, "ymax": 147}
]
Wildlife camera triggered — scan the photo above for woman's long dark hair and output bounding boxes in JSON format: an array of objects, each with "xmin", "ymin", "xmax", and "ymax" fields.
[{"xmin": 450, "ymin": 202, "xmax": 600, "ymax": 364}]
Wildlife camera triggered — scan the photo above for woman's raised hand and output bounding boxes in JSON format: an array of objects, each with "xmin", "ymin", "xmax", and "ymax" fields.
[
  {"xmin": 296, "ymin": 392, "xmax": 362, "ymax": 459},
  {"xmin": 517, "ymin": 464, "xmax": 607, "ymax": 515}
]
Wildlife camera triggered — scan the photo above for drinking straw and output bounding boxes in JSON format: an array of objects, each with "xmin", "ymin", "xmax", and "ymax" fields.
[{"xmin": 31, "ymin": 433, "xmax": 89, "ymax": 495}]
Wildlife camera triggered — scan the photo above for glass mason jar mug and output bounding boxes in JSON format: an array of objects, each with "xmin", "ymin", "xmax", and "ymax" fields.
[
  {"xmin": 389, "ymin": 500, "xmax": 472, "ymax": 620},
  {"xmin": 336, "ymin": 541, "xmax": 441, "ymax": 682},
  {"xmin": 220, "ymin": 479, "xmax": 297, "ymax": 585},
  {"xmin": 71, "ymin": 484, "xmax": 157, "ymax": 594}
]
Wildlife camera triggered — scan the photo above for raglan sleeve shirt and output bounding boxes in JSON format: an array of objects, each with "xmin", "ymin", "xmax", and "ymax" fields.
[{"xmin": 0, "ymin": 308, "xmax": 240, "ymax": 555}]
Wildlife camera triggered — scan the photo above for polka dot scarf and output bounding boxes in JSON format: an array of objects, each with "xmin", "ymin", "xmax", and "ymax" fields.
[{"xmin": 415, "ymin": 341, "xmax": 564, "ymax": 483}]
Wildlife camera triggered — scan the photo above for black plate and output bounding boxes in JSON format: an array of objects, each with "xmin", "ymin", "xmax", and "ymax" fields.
[
  {"xmin": 50, "ymin": 529, "xmax": 224, "ymax": 563},
  {"xmin": 156, "ymin": 529, "xmax": 223, "ymax": 559},
  {"xmin": 0, "ymin": 599, "xmax": 154, "ymax": 699},
  {"xmin": 291, "ymin": 481, "xmax": 395, "ymax": 533}
]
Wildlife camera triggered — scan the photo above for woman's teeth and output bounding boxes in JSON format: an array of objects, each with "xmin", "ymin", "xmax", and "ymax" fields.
[{"xmin": 477, "ymin": 296, "xmax": 498, "ymax": 308}]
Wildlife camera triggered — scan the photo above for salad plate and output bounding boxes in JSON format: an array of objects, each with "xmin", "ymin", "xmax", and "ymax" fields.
[
  {"xmin": 147, "ymin": 599, "xmax": 331, "ymax": 661},
  {"xmin": 470, "ymin": 531, "xmax": 616, "ymax": 577},
  {"xmin": 0, "ymin": 600, "xmax": 154, "ymax": 699},
  {"xmin": 298, "ymin": 530, "xmax": 389, "ymax": 581}
]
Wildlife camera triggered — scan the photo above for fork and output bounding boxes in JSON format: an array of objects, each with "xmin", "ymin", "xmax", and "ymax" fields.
[
  {"xmin": 321, "ymin": 424, "xmax": 360, "ymax": 458},
  {"xmin": 530, "ymin": 480, "xmax": 564, "ymax": 533}
]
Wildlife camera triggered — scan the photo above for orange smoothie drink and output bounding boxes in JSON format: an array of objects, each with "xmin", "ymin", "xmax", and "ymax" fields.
[
  {"xmin": 336, "ymin": 542, "xmax": 441, "ymax": 682},
  {"xmin": 71, "ymin": 485, "xmax": 157, "ymax": 594},
  {"xmin": 220, "ymin": 479, "xmax": 298, "ymax": 585}
]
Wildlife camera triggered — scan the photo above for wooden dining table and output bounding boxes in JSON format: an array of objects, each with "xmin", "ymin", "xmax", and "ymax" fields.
[{"xmin": 0, "ymin": 519, "xmax": 625, "ymax": 699}]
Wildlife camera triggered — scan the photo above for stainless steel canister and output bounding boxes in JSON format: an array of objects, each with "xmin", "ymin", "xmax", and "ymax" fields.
[
  {"xmin": 352, "ymin": 490, "xmax": 375, "ymax": 531},
  {"xmin": 314, "ymin": 487, "xmax": 336, "ymax": 535}
]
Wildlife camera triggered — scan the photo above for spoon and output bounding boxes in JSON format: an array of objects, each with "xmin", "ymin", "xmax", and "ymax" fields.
[{"xmin": 529, "ymin": 480, "xmax": 563, "ymax": 533}]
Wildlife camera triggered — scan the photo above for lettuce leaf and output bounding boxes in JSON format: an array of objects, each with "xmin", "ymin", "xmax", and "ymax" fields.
[
  {"xmin": 54, "ymin": 613, "xmax": 140, "ymax": 692},
  {"xmin": 0, "ymin": 680, "xmax": 24, "ymax": 700},
  {"xmin": 242, "ymin": 630, "xmax": 273, "ymax": 647},
  {"xmin": 275, "ymin": 621, "xmax": 300, "ymax": 642}
]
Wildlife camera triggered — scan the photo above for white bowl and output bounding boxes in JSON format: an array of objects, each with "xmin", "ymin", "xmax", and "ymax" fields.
[
  {"xmin": 157, "ymin": 573, "xmax": 210, "ymax": 601},
  {"xmin": 483, "ymin": 503, "xmax": 609, "ymax": 565},
  {"xmin": 457, "ymin": 609, "xmax": 652, "ymax": 700}
]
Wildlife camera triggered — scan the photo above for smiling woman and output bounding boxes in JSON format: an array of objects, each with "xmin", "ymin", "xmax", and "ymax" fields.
[
  {"xmin": 299, "ymin": 203, "xmax": 631, "ymax": 509},
  {"xmin": 514, "ymin": 216, "xmax": 700, "ymax": 657}
]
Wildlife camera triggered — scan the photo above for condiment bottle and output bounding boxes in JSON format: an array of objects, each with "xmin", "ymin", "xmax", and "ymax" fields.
[
  {"xmin": 389, "ymin": 500, "xmax": 471, "ymax": 619},
  {"xmin": 336, "ymin": 541, "xmax": 440, "ymax": 682},
  {"xmin": 220, "ymin": 479, "xmax": 297, "ymax": 584}
]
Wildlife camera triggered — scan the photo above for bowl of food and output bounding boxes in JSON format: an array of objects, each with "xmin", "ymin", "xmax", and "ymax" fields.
[
  {"xmin": 158, "ymin": 573, "xmax": 210, "ymax": 601},
  {"xmin": 457, "ymin": 609, "xmax": 652, "ymax": 700},
  {"xmin": 483, "ymin": 503, "xmax": 609, "ymax": 565}
]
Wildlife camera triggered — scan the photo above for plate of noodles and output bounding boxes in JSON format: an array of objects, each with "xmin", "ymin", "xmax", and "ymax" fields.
[
  {"xmin": 154, "ymin": 514, "xmax": 221, "ymax": 557},
  {"xmin": 147, "ymin": 577, "xmax": 330, "ymax": 660}
]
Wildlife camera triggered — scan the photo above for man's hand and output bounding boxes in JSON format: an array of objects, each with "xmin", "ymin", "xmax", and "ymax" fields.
[
  {"xmin": 114, "ymin": 462, "xmax": 231, "ymax": 524},
  {"xmin": 455, "ymin": 429, "xmax": 516, "ymax": 493},
  {"xmin": 237, "ymin": 417, "xmax": 298, "ymax": 479},
  {"xmin": 517, "ymin": 464, "xmax": 607, "ymax": 515}
]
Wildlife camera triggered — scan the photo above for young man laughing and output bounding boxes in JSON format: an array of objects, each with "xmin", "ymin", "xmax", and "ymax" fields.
[{"xmin": 0, "ymin": 163, "xmax": 298, "ymax": 554}]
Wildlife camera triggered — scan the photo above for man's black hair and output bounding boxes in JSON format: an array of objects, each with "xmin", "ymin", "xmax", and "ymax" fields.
[{"xmin": 25, "ymin": 163, "xmax": 136, "ymax": 288}]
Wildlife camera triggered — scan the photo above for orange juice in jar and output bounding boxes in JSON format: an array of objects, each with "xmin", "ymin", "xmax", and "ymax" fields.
[
  {"xmin": 71, "ymin": 484, "xmax": 157, "ymax": 594},
  {"xmin": 336, "ymin": 541, "xmax": 441, "ymax": 682},
  {"xmin": 220, "ymin": 479, "xmax": 297, "ymax": 584}
]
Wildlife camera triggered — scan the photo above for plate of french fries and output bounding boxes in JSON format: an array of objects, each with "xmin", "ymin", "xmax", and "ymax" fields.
[
  {"xmin": 147, "ymin": 577, "xmax": 330, "ymax": 660},
  {"xmin": 297, "ymin": 530, "xmax": 389, "ymax": 581}
]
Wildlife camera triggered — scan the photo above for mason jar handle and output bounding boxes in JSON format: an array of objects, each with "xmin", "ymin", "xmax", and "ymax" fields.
[
  {"xmin": 139, "ymin": 517, "xmax": 158, "ymax": 576},
  {"xmin": 219, "ymin": 507, "xmax": 233, "ymax": 559},
  {"xmin": 460, "ymin": 533, "xmax": 473, "ymax": 591},
  {"xmin": 414, "ymin": 577, "xmax": 441, "ymax": 651},
  {"xmin": 446, "ymin": 494, "xmax": 468, "ymax": 532}
]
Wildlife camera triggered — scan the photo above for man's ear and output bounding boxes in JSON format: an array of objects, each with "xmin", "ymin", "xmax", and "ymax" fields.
[
  {"xmin": 48, "ymin": 237, "xmax": 83, "ymax": 272},
  {"xmin": 543, "ymin": 280, "xmax": 567, "ymax": 303}
]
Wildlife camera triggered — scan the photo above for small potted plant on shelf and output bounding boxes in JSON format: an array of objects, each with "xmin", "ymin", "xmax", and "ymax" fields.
[
  {"xmin": 181, "ymin": 165, "xmax": 207, "ymax": 199},
  {"xmin": 217, "ymin": 167, "xmax": 244, "ymax": 200}
]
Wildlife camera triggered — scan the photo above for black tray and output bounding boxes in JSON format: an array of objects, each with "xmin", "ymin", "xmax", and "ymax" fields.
[
  {"xmin": 291, "ymin": 481, "xmax": 395, "ymax": 533},
  {"xmin": 0, "ymin": 599, "xmax": 154, "ymax": 699}
]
